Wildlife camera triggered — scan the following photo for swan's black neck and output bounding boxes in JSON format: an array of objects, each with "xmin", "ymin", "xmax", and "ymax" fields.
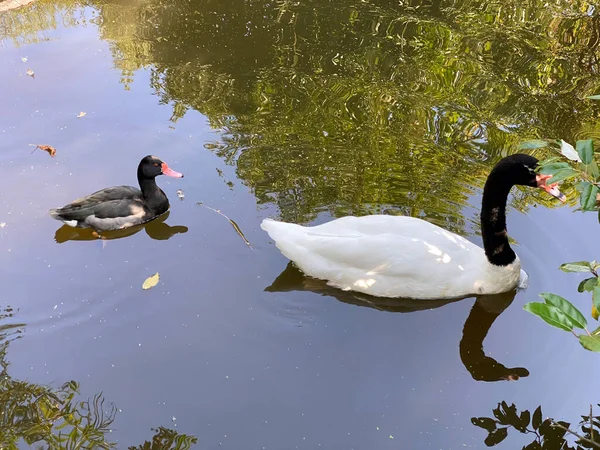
[
  {"xmin": 138, "ymin": 173, "xmax": 169, "ymax": 215},
  {"xmin": 480, "ymin": 171, "xmax": 516, "ymax": 266}
]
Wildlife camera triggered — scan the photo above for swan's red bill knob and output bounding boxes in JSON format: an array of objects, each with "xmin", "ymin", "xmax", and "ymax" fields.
[{"xmin": 536, "ymin": 174, "xmax": 566, "ymax": 202}]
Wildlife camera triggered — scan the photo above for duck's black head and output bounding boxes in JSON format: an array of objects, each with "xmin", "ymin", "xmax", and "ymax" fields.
[
  {"xmin": 138, "ymin": 155, "xmax": 184, "ymax": 180},
  {"xmin": 489, "ymin": 153, "xmax": 565, "ymax": 201}
]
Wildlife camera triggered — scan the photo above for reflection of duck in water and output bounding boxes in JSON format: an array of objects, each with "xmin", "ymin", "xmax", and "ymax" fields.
[
  {"xmin": 262, "ymin": 154, "xmax": 565, "ymax": 300},
  {"xmin": 54, "ymin": 211, "xmax": 188, "ymax": 243},
  {"xmin": 267, "ymin": 261, "xmax": 529, "ymax": 383},
  {"xmin": 49, "ymin": 156, "xmax": 183, "ymax": 231}
]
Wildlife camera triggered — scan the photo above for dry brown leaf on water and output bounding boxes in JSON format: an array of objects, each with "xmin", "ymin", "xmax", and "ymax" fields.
[
  {"xmin": 29, "ymin": 144, "xmax": 56, "ymax": 157},
  {"xmin": 26, "ymin": 68, "xmax": 34, "ymax": 77},
  {"xmin": 77, "ymin": 111, "xmax": 86, "ymax": 118},
  {"xmin": 142, "ymin": 272, "xmax": 160, "ymax": 290}
]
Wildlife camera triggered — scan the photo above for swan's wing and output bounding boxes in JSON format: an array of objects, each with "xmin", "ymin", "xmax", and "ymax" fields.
[{"xmin": 262, "ymin": 216, "xmax": 489, "ymax": 299}]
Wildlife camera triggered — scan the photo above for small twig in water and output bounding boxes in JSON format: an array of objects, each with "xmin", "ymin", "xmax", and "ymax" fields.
[
  {"xmin": 550, "ymin": 420, "xmax": 600, "ymax": 449},
  {"xmin": 197, "ymin": 202, "xmax": 252, "ymax": 249}
]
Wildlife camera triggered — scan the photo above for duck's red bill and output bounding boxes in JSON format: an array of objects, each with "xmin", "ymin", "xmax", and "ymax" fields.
[{"xmin": 162, "ymin": 163, "xmax": 184, "ymax": 178}]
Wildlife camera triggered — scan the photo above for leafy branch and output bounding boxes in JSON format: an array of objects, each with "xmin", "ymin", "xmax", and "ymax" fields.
[{"xmin": 524, "ymin": 261, "xmax": 600, "ymax": 353}]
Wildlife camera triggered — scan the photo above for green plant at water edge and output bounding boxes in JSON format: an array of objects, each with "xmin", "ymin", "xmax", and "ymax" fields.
[
  {"xmin": 521, "ymin": 132, "xmax": 600, "ymax": 215},
  {"xmin": 519, "ymin": 122, "xmax": 600, "ymax": 353},
  {"xmin": 523, "ymin": 261, "xmax": 600, "ymax": 353},
  {"xmin": 472, "ymin": 401, "xmax": 600, "ymax": 449}
]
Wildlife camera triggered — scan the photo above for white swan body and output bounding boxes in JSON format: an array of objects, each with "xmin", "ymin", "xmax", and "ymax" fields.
[
  {"xmin": 261, "ymin": 154, "xmax": 565, "ymax": 300},
  {"xmin": 261, "ymin": 215, "xmax": 521, "ymax": 299}
]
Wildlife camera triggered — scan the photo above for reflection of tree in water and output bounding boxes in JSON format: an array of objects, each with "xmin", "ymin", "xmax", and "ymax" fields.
[
  {"xmin": 2, "ymin": 0, "xmax": 597, "ymax": 226},
  {"xmin": 91, "ymin": 0, "xmax": 600, "ymax": 225},
  {"xmin": 0, "ymin": 307, "xmax": 197, "ymax": 449}
]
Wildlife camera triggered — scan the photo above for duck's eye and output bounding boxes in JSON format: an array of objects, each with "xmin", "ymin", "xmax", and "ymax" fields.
[{"xmin": 153, "ymin": 163, "xmax": 159, "ymax": 167}]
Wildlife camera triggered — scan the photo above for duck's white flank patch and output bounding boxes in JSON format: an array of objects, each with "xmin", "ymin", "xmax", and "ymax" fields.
[{"xmin": 63, "ymin": 220, "xmax": 78, "ymax": 227}]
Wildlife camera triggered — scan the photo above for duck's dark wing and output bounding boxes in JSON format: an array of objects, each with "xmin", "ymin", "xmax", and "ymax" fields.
[
  {"xmin": 68, "ymin": 186, "xmax": 141, "ymax": 206},
  {"xmin": 50, "ymin": 186, "xmax": 142, "ymax": 221}
]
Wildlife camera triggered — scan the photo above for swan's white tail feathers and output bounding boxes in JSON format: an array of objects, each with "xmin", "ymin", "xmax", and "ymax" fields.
[{"xmin": 260, "ymin": 219, "xmax": 328, "ymax": 277}]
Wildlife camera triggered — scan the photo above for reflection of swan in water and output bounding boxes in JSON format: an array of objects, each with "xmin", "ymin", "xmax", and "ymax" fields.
[
  {"xmin": 54, "ymin": 211, "xmax": 188, "ymax": 243},
  {"xmin": 266, "ymin": 262, "xmax": 529, "ymax": 383}
]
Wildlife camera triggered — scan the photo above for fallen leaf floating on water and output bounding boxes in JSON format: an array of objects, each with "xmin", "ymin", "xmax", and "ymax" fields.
[
  {"xmin": 77, "ymin": 111, "xmax": 86, "ymax": 118},
  {"xmin": 29, "ymin": 144, "xmax": 56, "ymax": 157},
  {"xmin": 26, "ymin": 68, "xmax": 34, "ymax": 77},
  {"xmin": 196, "ymin": 202, "xmax": 252, "ymax": 249},
  {"xmin": 176, "ymin": 189, "xmax": 185, "ymax": 200},
  {"xmin": 142, "ymin": 272, "xmax": 160, "ymax": 290}
]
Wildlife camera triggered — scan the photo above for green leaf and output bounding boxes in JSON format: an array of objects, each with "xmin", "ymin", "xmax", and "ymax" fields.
[
  {"xmin": 580, "ymin": 183, "xmax": 600, "ymax": 211},
  {"xmin": 579, "ymin": 334, "xmax": 600, "ymax": 352},
  {"xmin": 523, "ymin": 302, "xmax": 574, "ymax": 332},
  {"xmin": 484, "ymin": 428, "xmax": 508, "ymax": 446},
  {"xmin": 539, "ymin": 292, "xmax": 587, "ymax": 329},
  {"xmin": 586, "ymin": 160, "xmax": 600, "ymax": 178},
  {"xmin": 538, "ymin": 162, "xmax": 572, "ymax": 176},
  {"xmin": 518, "ymin": 139, "xmax": 548, "ymax": 150},
  {"xmin": 543, "ymin": 168, "xmax": 578, "ymax": 184},
  {"xmin": 578, "ymin": 277, "xmax": 598, "ymax": 292},
  {"xmin": 591, "ymin": 326, "xmax": 600, "ymax": 336},
  {"xmin": 576, "ymin": 139, "xmax": 594, "ymax": 165},
  {"xmin": 532, "ymin": 406, "xmax": 542, "ymax": 430},
  {"xmin": 560, "ymin": 261, "xmax": 592, "ymax": 273},
  {"xmin": 587, "ymin": 94, "xmax": 600, "ymax": 100},
  {"xmin": 593, "ymin": 287, "xmax": 600, "ymax": 317}
]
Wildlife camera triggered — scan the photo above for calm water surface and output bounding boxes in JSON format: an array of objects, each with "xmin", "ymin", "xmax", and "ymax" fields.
[{"xmin": 1, "ymin": 0, "xmax": 600, "ymax": 448}]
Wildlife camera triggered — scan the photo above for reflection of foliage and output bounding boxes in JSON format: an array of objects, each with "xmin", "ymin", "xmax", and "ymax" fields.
[
  {"xmin": 0, "ymin": 0, "xmax": 88, "ymax": 47},
  {"xmin": 128, "ymin": 426, "xmax": 198, "ymax": 450},
  {"xmin": 472, "ymin": 401, "xmax": 600, "ymax": 449},
  {"xmin": 0, "ymin": 307, "xmax": 197, "ymax": 449},
  {"xmin": 90, "ymin": 0, "xmax": 600, "ymax": 224},
  {"xmin": 0, "ymin": 304, "xmax": 117, "ymax": 449}
]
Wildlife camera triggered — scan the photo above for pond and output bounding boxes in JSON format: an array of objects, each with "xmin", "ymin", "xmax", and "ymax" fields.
[{"xmin": 1, "ymin": 0, "xmax": 600, "ymax": 448}]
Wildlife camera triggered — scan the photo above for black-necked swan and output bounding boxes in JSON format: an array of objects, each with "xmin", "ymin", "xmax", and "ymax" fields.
[
  {"xmin": 49, "ymin": 155, "xmax": 183, "ymax": 231},
  {"xmin": 261, "ymin": 154, "xmax": 565, "ymax": 300}
]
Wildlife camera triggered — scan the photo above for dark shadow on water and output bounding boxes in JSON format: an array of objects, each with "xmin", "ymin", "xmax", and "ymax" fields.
[
  {"xmin": 54, "ymin": 211, "xmax": 188, "ymax": 243},
  {"xmin": 266, "ymin": 262, "xmax": 529, "ymax": 383}
]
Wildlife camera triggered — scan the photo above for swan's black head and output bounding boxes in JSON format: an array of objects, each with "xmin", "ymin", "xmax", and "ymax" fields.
[
  {"xmin": 138, "ymin": 155, "xmax": 184, "ymax": 180},
  {"xmin": 490, "ymin": 153, "xmax": 565, "ymax": 201}
]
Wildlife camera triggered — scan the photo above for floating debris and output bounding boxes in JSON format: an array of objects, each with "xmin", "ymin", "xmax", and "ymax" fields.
[
  {"xmin": 21, "ymin": 57, "xmax": 27, "ymax": 63},
  {"xmin": 77, "ymin": 111, "xmax": 87, "ymax": 119},
  {"xmin": 142, "ymin": 272, "xmax": 160, "ymax": 290},
  {"xmin": 197, "ymin": 202, "xmax": 252, "ymax": 249},
  {"xmin": 176, "ymin": 189, "xmax": 185, "ymax": 200},
  {"xmin": 29, "ymin": 144, "xmax": 56, "ymax": 157},
  {"xmin": 0, "ymin": 223, "xmax": 6, "ymax": 228},
  {"xmin": 26, "ymin": 68, "xmax": 34, "ymax": 77}
]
